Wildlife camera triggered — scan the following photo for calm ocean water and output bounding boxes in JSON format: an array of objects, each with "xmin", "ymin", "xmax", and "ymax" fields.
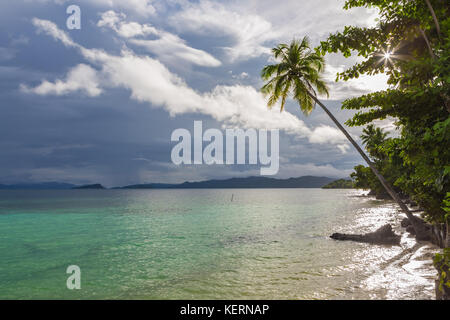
[{"xmin": 0, "ymin": 189, "xmax": 438, "ymax": 300}]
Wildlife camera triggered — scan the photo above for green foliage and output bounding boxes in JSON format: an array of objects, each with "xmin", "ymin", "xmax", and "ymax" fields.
[
  {"xmin": 318, "ymin": 0, "xmax": 450, "ymax": 223},
  {"xmin": 261, "ymin": 37, "xmax": 329, "ymax": 114},
  {"xmin": 322, "ymin": 179, "xmax": 354, "ymax": 189},
  {"xmin": 434, "ymin": 248, "xmax": 450, "ymax": 293},
  {"xmin": 443, "ymin": 193, "xmax": 450, "ymax": 214},
  {"xmin": 350, "ymin": 127, "xmax": 404, "ymax": 199},
  {"xmin": 361, "ymin": 124, "xmax": 388, "ymax": 160},
  {"xmin": 319, "ymin": 0, "xmax": 449, "ymax": 85},
  {"xmin": 351, "ymin": 165, "xmax": 373, "ymax": 190}
]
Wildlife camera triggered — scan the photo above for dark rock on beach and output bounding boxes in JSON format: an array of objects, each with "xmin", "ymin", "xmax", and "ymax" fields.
[
  {"xmin": 401, "ymin": 217, "xmax": 411, "ymax": 228},
  {"xmin": 330, "ymin": 224, "xmax": 401, "ymax": 245},
  {"xmin": 375, "ymin": 193, "xmax": 392, "ymax": 200},
  {"xmin": 400, "ymin": 216, "xmax": 435, "ymax": 241},
  {"xmin": 406, "ymin": 225, "xmax": 416, "ymax": 235}
]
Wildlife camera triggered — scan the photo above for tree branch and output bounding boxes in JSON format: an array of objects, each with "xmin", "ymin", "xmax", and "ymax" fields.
[
  {"xmin": 424, "ymin": 0, "xmax": 441, "ymax": 40},
  {"xmin": 418, "ymin": 27, "xmax": 435, "ymax": 58}
]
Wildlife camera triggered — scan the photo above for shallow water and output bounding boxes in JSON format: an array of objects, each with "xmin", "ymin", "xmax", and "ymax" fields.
[{"xmin": 0, "ymin": 189, "xmax": 438, "ymax": 299}]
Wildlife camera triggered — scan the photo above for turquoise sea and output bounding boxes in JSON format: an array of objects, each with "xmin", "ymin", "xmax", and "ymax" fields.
[{"xmin": 0, "ymin": 189, "xmax": 438, "ymax": 299}]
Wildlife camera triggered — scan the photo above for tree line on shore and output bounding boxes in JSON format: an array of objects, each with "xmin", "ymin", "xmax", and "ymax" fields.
[{"xmin": 261, "ymin": 0, "xmax": 449, "ymax": 298}]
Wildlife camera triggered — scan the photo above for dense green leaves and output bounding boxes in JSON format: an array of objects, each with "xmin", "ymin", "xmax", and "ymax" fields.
[
  {"xmin": 322, "ymin": 0, "xmax": 449, "ymax": 222},
  {"xmin": 261, "ymin": 37, "xmax": 329, "ymax": 114},
  {"xmin": 434, "ymin": 247, "xmax": 450, "ymax": 292},
  {"xmin": 322, "ymin": 179, "xmax": 354, "ymax": 189}
]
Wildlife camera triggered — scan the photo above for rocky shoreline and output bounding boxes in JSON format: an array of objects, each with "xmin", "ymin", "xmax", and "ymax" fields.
[
  {"xmin": 330, "ymin": 193, "xmax": 448, "ymax": 300},
  {"xmin": 331, "ymin": 224, "xmax": 401, "ymax": 245}
]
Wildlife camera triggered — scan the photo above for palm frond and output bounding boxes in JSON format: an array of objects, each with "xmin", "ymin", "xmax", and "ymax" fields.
[
  {"xmin": 272, "ymin": 44, "xmax": 289, "ymax": 60},
  {"xmin": 279, "ymin": 79, "xmax": 292, "ymax": 112},
  {"xmin": 261, "ymin": 80, "xmax": 275, "ymax": 96},
  {"xmin": 293, "ymin": 78, "xmax": 315, "ymax": 115},
  {"xmin": 314, "ymin": 77, "xmax": 330, "ymax": 98},
  {"xmin": 261, "ymin": 37, "xmax": 329, "ymax": 116},
  {"xmin": 261, "ymin": 64, "xmax": 278, "ymax": 80}
]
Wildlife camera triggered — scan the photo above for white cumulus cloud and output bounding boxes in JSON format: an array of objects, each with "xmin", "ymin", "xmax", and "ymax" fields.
[
  {"xmin": 170, "ymin": 0, "xmax": 277, "ymax": 62},
  {"xmin": 97, "ymin": 11, "xmax": 157, "ymax": 38},
  {"xmin": 92, "ymin": 0, "xmax": 156, "ymax": 16},
  {"xmin": 308, "ymin": 125, "xmax": 349, "ymax": 154},
  {"xmin": 21, "ymin": 63, "xmax": 102, "ymax": 97},
  {"xmin": 97, "ymin": 10, "xmax": 221, "ymax": 67},
  {"xmin": 26, "ymin": 18, "xmax": 350, "ymax": 152},
  {"xmin": 27, "ymin": 0, "xmax": 156, "ymax": 16}
]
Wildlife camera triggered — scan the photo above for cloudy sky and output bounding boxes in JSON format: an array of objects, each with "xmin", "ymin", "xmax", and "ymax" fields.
[{"xmin": 0, "ymin": 0, "xmax": 393, "ymax": 187}]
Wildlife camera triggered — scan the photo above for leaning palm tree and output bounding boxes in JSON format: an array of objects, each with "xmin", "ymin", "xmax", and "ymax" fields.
[
  {"xmin": 361, "ymin": 124, "xmax": 388, "ymax": 160},
  {"xmin": 261, "ymin": 37, "xmax": 428, "ymax": 238}
]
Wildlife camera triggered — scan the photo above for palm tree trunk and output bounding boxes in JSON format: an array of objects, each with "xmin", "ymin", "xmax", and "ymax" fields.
[
  {"xmin": 446, "ymin": 218, "xmax": 450, "ymax": 248},
  {"xmin": 418, "ymin": 27, "xmax": 435, "ymax": 58},
  {"xmin": 307, "ymin": 92, "xmax": 430, "ymax": 238},
  {"xmin": 424, "ymin": 0, "xmax": 441, "ymax": 40}
]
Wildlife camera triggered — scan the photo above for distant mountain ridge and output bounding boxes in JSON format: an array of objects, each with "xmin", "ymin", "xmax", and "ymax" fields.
[
  {"xmin": 119, "ymin": 176, "xmax": 336, "ymax": 189},
  {"xmin": 0, "ymin": 182, "xmax": 76, "ymax": 190},
  {"xmin": 72, "ymin": 184, "xmax": 105, "ymax": 190},
  {"xmin": 0, "ymin": 176, "xmax": 340, "ymax": 190}
]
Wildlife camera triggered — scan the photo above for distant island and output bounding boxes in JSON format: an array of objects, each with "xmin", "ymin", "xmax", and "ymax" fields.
[
  {"xmin": 0, "ymin": 176, "xmax": 347, "ymax": 190},
  {"xmin": 72, "ymin": 184, "xmax": 105, "ymax": 190},
  {"xmin": 322, "ymin": 179, "xmax": 354, "ymax": 189},
  {"xmin": 0, "ymin": 182, "xmax": 76, "ymax": 190},
  {"xmin": 119, "ymin": 176, "xmax": 336, "ymax": 189}
]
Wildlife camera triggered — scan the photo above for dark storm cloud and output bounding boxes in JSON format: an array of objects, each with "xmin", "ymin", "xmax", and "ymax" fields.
[{"xmin": 0, "ymin": 1, "xmax": 382, "ymax": 185}]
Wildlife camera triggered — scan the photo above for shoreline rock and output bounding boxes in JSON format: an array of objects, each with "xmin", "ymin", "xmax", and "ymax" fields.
[
  {"xmin": 330, "ymin": 224, "xmax": 401, "ymax": 246},
  {"xmin": 331, "ymin": 192, "xmax": 448, "ymax": 299}
]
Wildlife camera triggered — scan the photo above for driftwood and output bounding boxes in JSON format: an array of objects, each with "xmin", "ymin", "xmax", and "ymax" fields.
[{"xmin": 330, "ymin": 224, "xmax": 401, "ymax": 245}]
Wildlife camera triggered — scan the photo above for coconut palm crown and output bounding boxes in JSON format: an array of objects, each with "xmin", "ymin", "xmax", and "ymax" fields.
[{"xmin": 261, "ymin": 36, "xmax": 329, "ymax": 114}]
